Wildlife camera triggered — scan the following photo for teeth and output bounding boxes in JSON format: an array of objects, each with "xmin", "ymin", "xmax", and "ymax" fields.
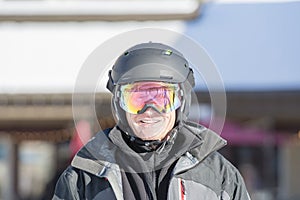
[{"xmin": 141, "ymin": 119, "xmax": 158, "ymax": 123}]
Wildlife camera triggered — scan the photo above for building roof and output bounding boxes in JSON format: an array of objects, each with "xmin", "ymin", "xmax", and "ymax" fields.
[{"xmin": 0, "ymin": 1, "xmax": 299, "ymax": 93}]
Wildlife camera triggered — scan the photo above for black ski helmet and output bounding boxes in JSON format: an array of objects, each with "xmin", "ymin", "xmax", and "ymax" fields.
[{"xmin": 106, "ymin": 42, "xmax": 195, "ymax": 132}]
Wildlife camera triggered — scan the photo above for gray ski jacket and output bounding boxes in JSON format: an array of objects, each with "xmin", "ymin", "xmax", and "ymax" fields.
[{"xmin": 53, "ymin": 122, "xmax": 251, "ymax": 200}]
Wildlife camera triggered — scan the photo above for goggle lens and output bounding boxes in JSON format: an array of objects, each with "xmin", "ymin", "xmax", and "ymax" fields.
[{"xmin": 119, "ymin": 82, "xmax": 181, "ymax": 114}]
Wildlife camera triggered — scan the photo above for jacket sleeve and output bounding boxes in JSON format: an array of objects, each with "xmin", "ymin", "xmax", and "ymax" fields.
[
  {"xmin": 52, "ymin": 166, "xmax": 82, "ymax": 200},
  {"xmin": 222, "ymin": 169, "xmax": 251, "ymax": 200}
]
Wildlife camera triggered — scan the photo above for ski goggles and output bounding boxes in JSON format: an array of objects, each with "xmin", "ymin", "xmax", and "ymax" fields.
[{"xmin": 118, "ymin": 82, "xmax": 182, "ymax": 114}]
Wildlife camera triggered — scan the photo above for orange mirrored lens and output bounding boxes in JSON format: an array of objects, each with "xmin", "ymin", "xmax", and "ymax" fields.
[{"xmin": 119, "ymin": 82, "xmax": 181, "ymax": 114}]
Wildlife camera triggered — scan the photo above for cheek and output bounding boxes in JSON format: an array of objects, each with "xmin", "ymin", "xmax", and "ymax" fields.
[
  {"xmin": 126, "ymin": 112, "xmax": 139, "ymax": 129},
  {"xmin": 164, "ymin": 112, "xmax": 176, "ymax": 127}
]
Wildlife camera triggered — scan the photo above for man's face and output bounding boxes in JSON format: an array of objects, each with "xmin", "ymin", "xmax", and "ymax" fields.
[
  {"xmin": 126, "ymin": 109, "xmax": 176, "ymax": 141},
  {"xmin": 120, "ymin": 81, "xmax": 179, "ymax": 140}
]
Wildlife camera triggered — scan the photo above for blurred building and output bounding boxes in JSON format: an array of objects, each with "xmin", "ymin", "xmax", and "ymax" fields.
[{"xmin": 0, "ymin": 0, "xmax": 299, "ymax": 199}]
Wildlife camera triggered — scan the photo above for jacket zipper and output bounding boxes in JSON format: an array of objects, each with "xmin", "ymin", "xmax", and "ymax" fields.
[{"xmin": 179, "ymin": 178, "xmax": 186, "ymax": 200}]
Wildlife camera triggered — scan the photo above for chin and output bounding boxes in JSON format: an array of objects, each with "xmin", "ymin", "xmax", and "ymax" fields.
[{"xmin": 135, "ymin": 130, "xmax": 164, "ymax": 141}]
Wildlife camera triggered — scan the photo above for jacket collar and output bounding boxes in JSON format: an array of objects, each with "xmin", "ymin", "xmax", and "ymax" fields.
[
  {"xmin": 71, "ymin": 121, "xmax": 226, "ymax": 176},
  {"xmin": 172, "ymin": 121, "xmax": 227, "ymax": 174},
  {"xmin": 183, "ymin": 121, "xmax": 227, "ymax": 162}
]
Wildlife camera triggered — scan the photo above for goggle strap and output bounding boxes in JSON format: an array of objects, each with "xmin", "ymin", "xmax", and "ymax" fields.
[
  {"xmin": 180, "ymin": 89, "xmax": 184, "ymax": 97},
  {"xmin": 115, "ymin": 85, "xmax": 121, "ymax": 98}
]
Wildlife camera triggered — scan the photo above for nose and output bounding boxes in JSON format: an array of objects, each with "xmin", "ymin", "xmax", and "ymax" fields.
[{"xmin": 144, "ymin": 107, "xmax": 155, "ymax": 113}]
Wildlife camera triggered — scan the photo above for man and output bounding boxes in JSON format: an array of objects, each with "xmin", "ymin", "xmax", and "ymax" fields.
[{"xmin": 53, "ymin": 42, "xmax": 250, "ymax": 199}]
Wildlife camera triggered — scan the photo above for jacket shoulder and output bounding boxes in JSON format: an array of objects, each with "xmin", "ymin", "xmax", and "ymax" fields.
[
  {"xmin": 53, "ymin": 166, "xmax": 114, "ymax": 200},
  {"xmin": 179, "ymin": 152, "xmax": 250, "ymax": 199},
  {"xmin": 52, "ymin": 166, "xmax": 82, "ymax": 200}
]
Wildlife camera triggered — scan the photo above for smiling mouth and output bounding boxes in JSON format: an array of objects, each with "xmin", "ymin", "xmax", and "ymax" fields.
[{"xmin": 139, "ymin": 119, "xmax": 160, "ymax": 124}]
